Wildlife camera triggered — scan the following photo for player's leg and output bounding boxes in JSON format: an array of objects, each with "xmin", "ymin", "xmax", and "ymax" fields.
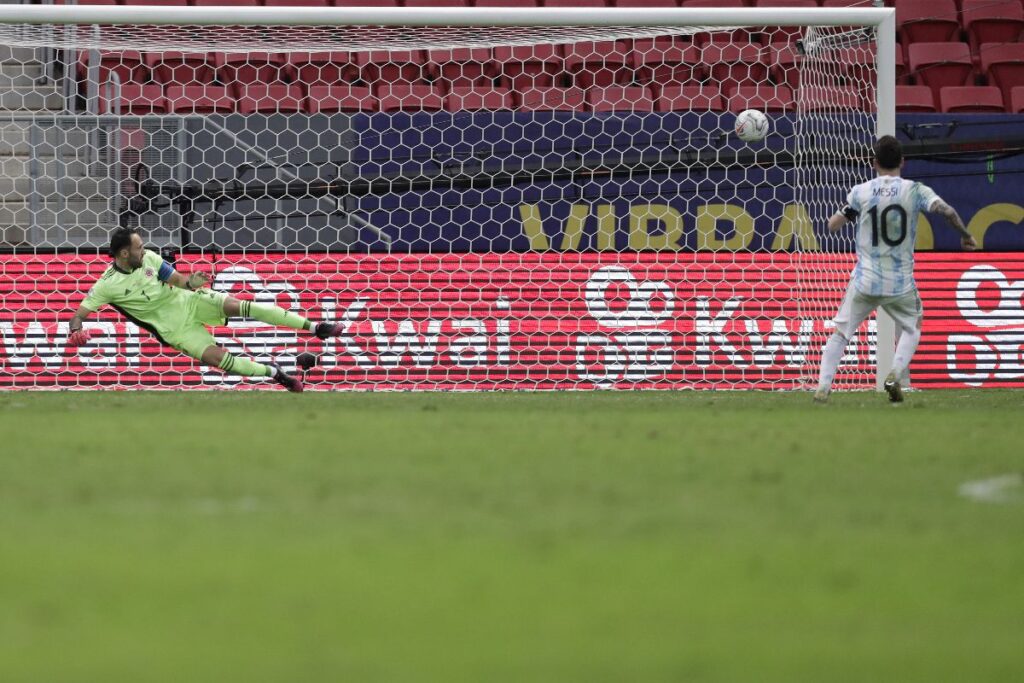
[
  {"xmin": 879, "ymin": 289, "xmax": 924, "ymax": 403},
  {"xmin": 198, "ymin": 343, "xmax": 303, "ymax": 392},
  {"xmin": 221, "ymin": 295, "xmax": 342, "ymax": 339},
  {"xmin": 815, "ymin": 284, "xmax": 877, "ymax": 402}
]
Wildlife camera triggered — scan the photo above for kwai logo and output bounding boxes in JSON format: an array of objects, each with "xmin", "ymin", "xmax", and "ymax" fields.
[
  {"xmin": 946, "ymin": 264, "xmax": 1024, "ymax": 386},
  {"xmin": 574, "ymin": 266, "xmax": 676, "ymax": 386}
]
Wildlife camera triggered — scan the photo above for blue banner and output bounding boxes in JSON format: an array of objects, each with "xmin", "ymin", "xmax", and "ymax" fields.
[{"xmin": 348, "ymin": 111, "xmax": 1024, "ymax": 252}]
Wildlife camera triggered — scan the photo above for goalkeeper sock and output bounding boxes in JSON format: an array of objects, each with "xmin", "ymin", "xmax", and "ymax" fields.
[
  {"xmin": 891, "ymin": 327, "xmax": 921, "ymax": 379},
  {"xmin": 238, "ymin": 299, "xmax": 313, "ymax": 332},
  {"xmin": 816, "ymin": 331, "xmax": 849, "ymax": 394},
  {"xmin": 218, "ymin": 352, "xmax": 274, "ymax": 378}
]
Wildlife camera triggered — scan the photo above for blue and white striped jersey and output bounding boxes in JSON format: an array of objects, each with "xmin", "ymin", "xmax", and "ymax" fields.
[{"xmin": 845, "ymin": 175, "xmax": 941, "ymax": 296}]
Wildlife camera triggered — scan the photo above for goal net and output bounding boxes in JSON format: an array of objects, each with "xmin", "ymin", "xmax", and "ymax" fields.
[{"xmin": 0, "ymin": 5, "xmax": 892, "ymax": 391}]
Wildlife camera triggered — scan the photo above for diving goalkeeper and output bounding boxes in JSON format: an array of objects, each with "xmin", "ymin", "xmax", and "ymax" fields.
[{"xmin": 66, "ymin": 227, "xmax": 342, "ymax": 392}]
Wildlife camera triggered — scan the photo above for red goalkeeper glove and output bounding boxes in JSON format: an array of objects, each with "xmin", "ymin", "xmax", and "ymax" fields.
[{"xmin": 66, "ymin": 329, "xmax": 94, "ymax": 349}]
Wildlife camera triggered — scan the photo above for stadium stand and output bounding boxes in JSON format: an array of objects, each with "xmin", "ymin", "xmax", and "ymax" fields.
[
  {"xmin": 908, "ymin": 42, "xmax": 975, "ymax": 99},
  {"xmin": 305, "ymin": 85, "xmax": 376, "ymax": 112},
  {"xmin": 585, "ymin": 85, "xmax": 657, "ymax": 111},
  {"xmin": 727, "ymin": 85, "xmax": 795, "ymax": 112},
  {"xmin": 981, "ymin": 42, "xmax": 1024, "ymax": 103},
  {"xmin": 375, "ymin": 84, "xmax": 446, "ymax": 112},
  {"xmin": 73, "ymin": 0, "xmax": 1024, "ymax": 115},
  {"xmin": 655, "ymin": 85, "xmax": 725, "ymax": 111},
  {"xmin": 444, "ymin": 86, "xmax": 514, "ymax": 111},
  {"xmin": 940, "ymin": 85, "xmax": 1006, "ymax": 112},
  {"xmin": 515, "ymin": 86, "xmax": 587, "ymax": 111},
  {"xmin": 895, "ymin": 85, "xmax": 938, "ymax": 112}
]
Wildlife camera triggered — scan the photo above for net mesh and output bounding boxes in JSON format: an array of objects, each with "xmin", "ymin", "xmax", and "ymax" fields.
[
  {"xmin": 0, "ymin": 22, "xmax": 725, "ymax": 52},
  {"xmin": 0, "ymin": 17, "xmax": 881, "ymax": 391},
  {"xmin": 796, "ymin": 24, "xmax": 878, "ymax": 391}
]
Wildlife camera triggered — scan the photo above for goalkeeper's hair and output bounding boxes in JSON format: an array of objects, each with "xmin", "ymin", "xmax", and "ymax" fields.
[
  {"xmin": 109, "ymin": 227, "xmax": 139, "ymax": 258},
  {"xmin": 873, "ymin": 135, "xmax": 902, "ymax": 170}
]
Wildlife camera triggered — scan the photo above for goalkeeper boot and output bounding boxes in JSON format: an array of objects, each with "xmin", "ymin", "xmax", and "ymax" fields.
[
  {"xmin": 271, "ymin": 364, "xmax": 303, "ymax": 393},
  {"xmin": 313, "ymin": 322, "xmax": 344, "ymax": 340},
  {"xmin": 883, "ymin": 371, "xmax": 904, "ymax": 404}
]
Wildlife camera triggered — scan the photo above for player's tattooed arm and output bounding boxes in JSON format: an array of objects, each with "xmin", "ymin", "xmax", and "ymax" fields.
[{"xmin": 932, "ymin": 200, "xmax": 978, "ymax": 250}]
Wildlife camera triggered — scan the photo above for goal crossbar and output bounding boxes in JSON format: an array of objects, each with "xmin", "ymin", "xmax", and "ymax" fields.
[{"xmin": 2, "ymin": 6, "xmax": 894, "ymax": 30}]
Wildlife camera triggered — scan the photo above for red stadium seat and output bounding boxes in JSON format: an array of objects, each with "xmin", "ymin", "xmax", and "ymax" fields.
[
  {"xmin": 1011, "ymin": 85, "xmax": 1024, "ymax": 113},
  {"xmin": 564, "ymin": 41, "xmax": 632, "ymax": 87},
  {"xmin": 961, "ymin": 0, "xmax": 1024, "ymax": 54},
  {"xmin": 769, "ymin": 44, "xmax": 801, "ymax": 91},
  {"xmin": 898, "ymin": 0, "xmax": 960, "ymax": 44},
  {"xmin": 586, "ymin": 85, "xmax": 656, "ymax": 112},
  {"xmin": 332, "ymin": 0, "xmax": 401, "ymax": 5},
  {"xmin": 895, "ymin": 45, "xmax": 909, "ymax": 85},
  {"xmin": 895, "ymin": 85, "xmax": 937, "ymax": 112},
  {"xmin": 375, "ymin": 84, "xmax": 445, "ymax": 112},
  {"xmin": 122, "ymin": 0, "xmax": 187, "ymax": 5},
  {"xmin": 78, "ymin": 51, "xmax": 146, "ymax": 87},
  {"xmin": 444, "ymin": 86, "xmax": 514, "ymax": 111},
  {"xmin": 146, "ymin": 52, "xmax": 217, "ymax": 86},
  {"xmin": 216, "ymin": 53, "xmax": 288, "ymax": 87},
  {"xmin": 99, "ymin": 83, "xmax": 167, "ymax": 114},
  {"xmin": 823, "ymin": 46, "xmax": 876, "ymax": 87},
  {"xmin": 515, "ymin": 87, "xmax": 586, "ymax": 111},
  {"xmin": 165, "ymin": 85, "xmax": 235, "ymax": 114},
  {"xmin": 426, "ymin": 48, "xmax": 496, "ymax": 89},
  {"xmin": 908, "ymin": 42, "xmax": 974, "ymax": 99},
  {"xmin": 235, "ymin": 84, "xmax": 305, "ymax": 114},
  {"xmin": 727, "ymin": 85, "xmax": 794, "ymax": 112},
  {"xmin": 703, "ymin": 44, "xmax": 770, "ymax": 90},
  {"xmin": 655, "ymin": 85, "xmax": 725, "ymax": 111},
  {"xmin": 630, "ymin": 43, "xmax": 702, "ymax": 83},
  {"xmin": 357, "ymin": 50, "xmax": 429, "ymax": 86},
  {"xmin": 494, "ymin": 44, "xmax": 563, "ymax": 90},
  {"xmin": 821, "ymin": 0, "xmax": 869, "ymax": 6},
  {"xmin": 940, "ymin": 86, "xmax": 1006, "ymax": 113},
  {"xmin": 800, "ymin": 85, "xmax": 862, "ymax": 111},
  {"xmin": 981, "ymin": 42, "xmax": 1024, "ymax": 104},
  {"xmin": 288, "ymin": 52, "xmax": 358, "ymax": 87},
  {"xmin": 305, "ymin": 85, "xmax": 376, "ymax": 112}
]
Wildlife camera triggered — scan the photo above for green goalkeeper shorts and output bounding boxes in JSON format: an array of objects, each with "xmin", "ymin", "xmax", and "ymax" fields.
[{"xmin": 164, "ymin": 289, "xmax": 229, "ymax": 360}]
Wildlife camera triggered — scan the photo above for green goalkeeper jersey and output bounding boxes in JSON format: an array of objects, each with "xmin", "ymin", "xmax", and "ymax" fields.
[{"xmin": 81, "ymin": 249, "xmax": 192, "ymax": 342}]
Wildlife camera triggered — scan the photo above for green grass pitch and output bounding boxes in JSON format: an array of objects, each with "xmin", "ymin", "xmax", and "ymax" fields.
[{"xmin": 1, "ymin": 390, "xmax": 1022, "ymax": 682}]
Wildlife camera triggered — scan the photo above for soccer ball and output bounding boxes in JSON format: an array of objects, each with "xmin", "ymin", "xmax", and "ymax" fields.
[{"xmin": 734, "ymin": 109, "xmax": 769, "ymax": 142}]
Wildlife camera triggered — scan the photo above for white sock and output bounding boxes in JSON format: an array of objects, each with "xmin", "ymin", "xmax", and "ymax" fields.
[
  {"xmin": 891, "ymin": 328, "xmax": 921, "ymax": 380},
  {"xmin": 816, "ymin": 332, "xmax": 849, "ymax": 394}
]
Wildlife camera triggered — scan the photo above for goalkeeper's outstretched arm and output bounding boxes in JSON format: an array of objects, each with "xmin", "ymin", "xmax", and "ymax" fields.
[
  {"xmin": 165, "ymin": 268, "xmax": 210, "ymax": 291},
  {"xmin": 67, "ymin": 305, "xmax": 94, "ymax": 347}
]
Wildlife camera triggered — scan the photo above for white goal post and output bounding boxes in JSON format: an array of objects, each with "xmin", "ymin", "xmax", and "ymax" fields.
[{"xmin": 0, "ymin": 5, "xmax": 897, "ymax": 392}]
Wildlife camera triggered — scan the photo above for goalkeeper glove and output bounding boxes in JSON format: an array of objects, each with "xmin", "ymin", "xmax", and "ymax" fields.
[{"xmin": 66, "ymin": 329, "xmax": 94, "ymax": 348}]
